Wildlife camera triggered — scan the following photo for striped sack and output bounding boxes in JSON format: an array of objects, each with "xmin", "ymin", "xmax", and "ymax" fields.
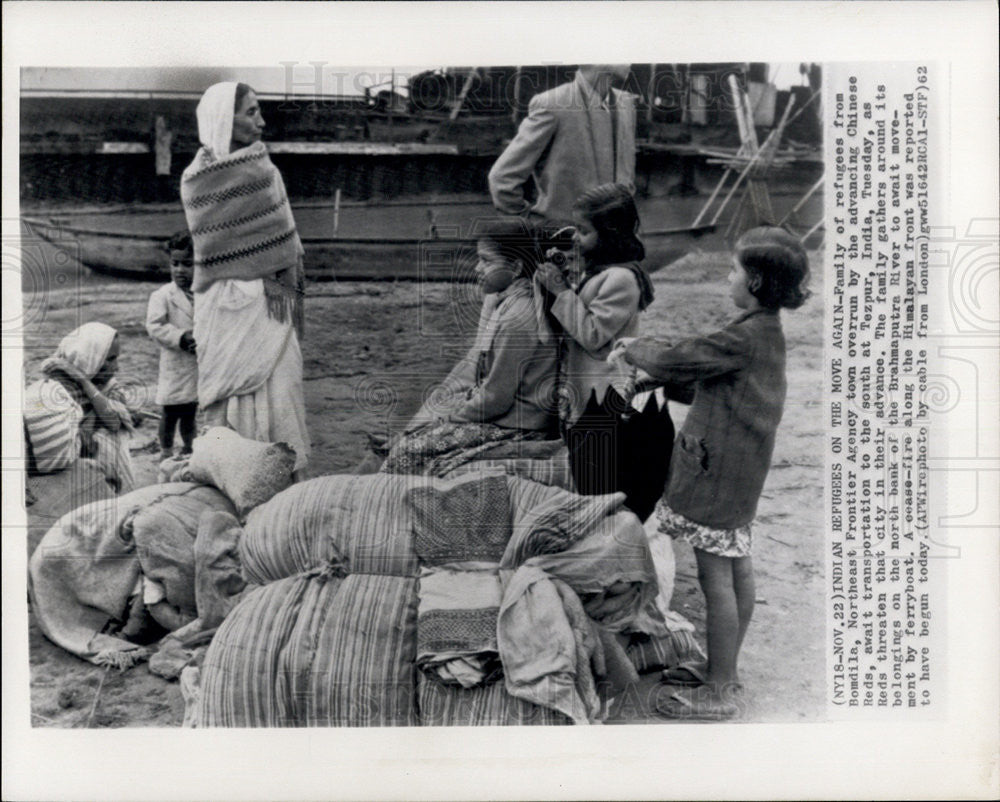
[
  {"xmin": 239, "ymin": 470, "xmax": 566, "ymax": 585},
  {"xmin": 240, "ymin": 474, "xmax": 436, "ymax": 583},
  {"xmin": 198, "ymin": 569, "xmax": 419, "ymax": 727},
  {"xmin": 181, "ymin": 141, "xmax": 303, "ymax": 330}
]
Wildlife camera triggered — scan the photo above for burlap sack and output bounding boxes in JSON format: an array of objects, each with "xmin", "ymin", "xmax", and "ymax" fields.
[{"xmin": 187, "ymin": 427, "xmax": 296, "ymax": 518}]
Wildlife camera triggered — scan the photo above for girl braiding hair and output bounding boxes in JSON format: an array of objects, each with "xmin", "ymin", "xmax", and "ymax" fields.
[
  {"xmin": 535, "ymin": 182, "xmax": 657, "ymax": 510},
  {"xmin": 572, "ymin": 182, "xmax": 646, "ymax": 269}
]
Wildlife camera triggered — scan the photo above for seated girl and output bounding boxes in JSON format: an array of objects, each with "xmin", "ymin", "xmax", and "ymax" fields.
[
  {"xmin": 381, "ymin": 219, "xmax": 559, "ymax": 476},
  {"xmin": 24, "ymin": 322, "xmax": 137, "ymax": 495}
]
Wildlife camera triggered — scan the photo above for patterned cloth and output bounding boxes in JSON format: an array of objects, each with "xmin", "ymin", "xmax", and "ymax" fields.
[
  {"xmin": 656, "ymin": 499, "xmax": 753, "ymax": 558},
  {"xmin": 380, "ymin": 419, "xmax": 545, "ymax": 478},
  {"xmin": 409, "ymin": 474, "xmax": 511, "ymax": 687},
  {"xmin": 182, "ymin": 82, "xmax": 304, "ymax": 334}
]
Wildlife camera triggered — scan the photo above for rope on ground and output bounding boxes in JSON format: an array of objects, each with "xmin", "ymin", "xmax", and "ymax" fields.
[{"xmin": 83, "ymin": 665, "xmax": 112, "ymax": 728}]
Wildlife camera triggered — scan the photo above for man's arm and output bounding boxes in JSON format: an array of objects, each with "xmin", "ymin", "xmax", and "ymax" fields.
[{"xmin": 488, "ymin": 95, "xmax": 558, "ymax": 215}]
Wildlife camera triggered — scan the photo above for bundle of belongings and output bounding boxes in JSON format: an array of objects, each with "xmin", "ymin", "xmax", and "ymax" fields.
[
  {"xmin": 29, "ymin": 426, "xmax": 701, "ymax": 725},
  {"xmin": 195, "ymin": 470, "xmax": 700, "ymax": 726},
  {"xmin": 28, "ymin": 482, "xmax": 241, "ymax": 670},
  {"xmin": 27, "ymin": 427, "xmax": 296, "ymax": 673}
]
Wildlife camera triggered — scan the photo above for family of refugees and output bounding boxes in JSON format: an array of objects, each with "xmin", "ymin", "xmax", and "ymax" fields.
[{"xmin": 24, "ymin": 67, "xmax": 810, "ymax": 724}]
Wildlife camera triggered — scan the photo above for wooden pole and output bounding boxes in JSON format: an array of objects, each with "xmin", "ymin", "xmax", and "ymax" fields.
[
  {"xmin": 801, "ymin": 217, "xmax": 824, "ymax": 243},
  {"xmin": 779, "ymin": 175, "xmax": 824, "ymax": 226},
  {"xmin": 511, "ymin": 66, "xmax": 523, "ymax": 125},
  {"xmin": 727, "ymin": 74, "xmax": 750, "ymax": 153},
  {"xmin": 450, "ymin": 68, "xmax": 479, "ymax": 122},
  {"xmin": 692, "ymin": 169, "xmax": 732, "ymax": 228},
  {"xmin": 708, "ymin": 128, "xmax": 779, "ymax": 226},
  {"xmin": 646, "ymin": 63, "xmax": 657, "ymax": 125}
]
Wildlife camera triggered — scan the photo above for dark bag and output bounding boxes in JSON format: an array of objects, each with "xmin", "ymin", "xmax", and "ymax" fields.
[
  {"xmin": 564, "ymin": 385, "xmax": 675, "ymax": 523},
  {"xmin": 616, "ymin": 391, "xmax": 676, "ymax": 523}
]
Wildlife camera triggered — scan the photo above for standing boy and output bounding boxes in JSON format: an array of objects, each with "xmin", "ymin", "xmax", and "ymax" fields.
[{"xmin": 146, "ymin": 231, "xmax": 198, "ymax": 460}]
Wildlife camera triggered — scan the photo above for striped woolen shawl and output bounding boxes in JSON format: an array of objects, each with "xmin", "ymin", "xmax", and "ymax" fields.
[{"xmin": 181, "ymin": 142, "xmax": 304, "ymax": 334}]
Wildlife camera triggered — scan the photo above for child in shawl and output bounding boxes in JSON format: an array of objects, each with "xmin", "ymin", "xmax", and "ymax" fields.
[
  {"xmin": 146, "ymin": 231, "xmax": 198, "ymax": 461},
  {"xmin": 181, "ymin": 82, "xmax": 310, "ymax": 478},
  {"xmin": 24, "ymin": 322, "xmax": 136, "ymax": 494},
  {"xmin": 380, "ymin": 219, "xmax": 559, "ymax": 476}
]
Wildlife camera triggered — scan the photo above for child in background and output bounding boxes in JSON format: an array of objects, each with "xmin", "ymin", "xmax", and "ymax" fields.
[
  {"xmin": 614, "ymin": 226, "xmax": 811, "ymax": 720},
  {"xmin": 536, "ymin": 182, "xmax": 655, "ymax": 502},
  {"xmin": 146, "ymin": 231, "xmax": 198, "ymax": 461}
]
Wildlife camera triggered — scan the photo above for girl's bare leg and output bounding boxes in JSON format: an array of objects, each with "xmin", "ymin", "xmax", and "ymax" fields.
[
  {"xmin": 694, "ymin": 548, "xmax": 740, "ymax": 689},
  {"xmin": 732, "ymin": 555, "xmax": 755, "ymax": 672}
]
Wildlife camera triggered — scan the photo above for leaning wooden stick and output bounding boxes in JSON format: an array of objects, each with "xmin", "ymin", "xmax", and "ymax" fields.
[
  {"xmin": 779, "ymin": 175, "xmax": 825, "ymax": 226},
  {"xmin": 801, "ymin": 217, "xmax": 824, "ymax": 243}
]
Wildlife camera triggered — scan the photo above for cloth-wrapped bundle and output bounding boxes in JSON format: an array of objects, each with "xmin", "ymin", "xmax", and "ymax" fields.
[
  {"xmin": 199, "ymin": 470, "xmax": 666, "ymax": 726},
  {"xmin": 187, "ymin": 427, "xmax": 296, "ymax": 518},
  {"xmin": 29, "ymin": 483, "xmax": 235, "ymax": 668},
  {"xmin": 239, "ymin": 473, "xmax": 435, "ymax": 583},
  {"xmin": 198, "ymin": 568, "xmax": 418, "ymax": 727}
]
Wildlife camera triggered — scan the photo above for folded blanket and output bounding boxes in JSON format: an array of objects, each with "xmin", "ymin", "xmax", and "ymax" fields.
[
  {"xmin": 416, "ymin": 564, "xmax": 503, "ymax": 688},
  {"xmin": 407, "ymin": 476, "xmax": 665, "ymax": 721}
]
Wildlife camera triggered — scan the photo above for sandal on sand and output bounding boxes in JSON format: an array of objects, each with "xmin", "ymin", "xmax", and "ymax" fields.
[
  {"xmin": 662, "ymin": 663, "xmax": 745, "ymax": 693},
  {"xmin": 661, "ymin": 661, "xmax": 708, "ymax": 687},
  {"xmin": 655, "ymin": 688, "xmax": 739, "ymax": 721}
]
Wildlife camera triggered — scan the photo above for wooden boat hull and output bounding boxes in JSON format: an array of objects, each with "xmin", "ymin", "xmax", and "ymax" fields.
[{"xmin": 22, "ymin": 214, "xmax": 714, "ymax": 282}]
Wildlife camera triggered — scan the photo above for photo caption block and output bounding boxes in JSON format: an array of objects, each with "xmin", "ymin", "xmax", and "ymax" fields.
[{"xmin": 826, "ymin": 64, "xmax": 937, "ymax": 715}]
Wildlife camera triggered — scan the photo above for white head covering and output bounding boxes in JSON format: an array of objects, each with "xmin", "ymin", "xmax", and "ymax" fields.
[
  {"xmin": 196, "ymin": 81, "xmax": 239, "ymax": 159},
  {"xmin": 53, "ymin": 322, "xmax": 117, "ymax": 379}
]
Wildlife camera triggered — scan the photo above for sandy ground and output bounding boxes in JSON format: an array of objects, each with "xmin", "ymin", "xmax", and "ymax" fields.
[{"xmin": 20, "ymin": 247, "xmax": 825, "ymax": 727}]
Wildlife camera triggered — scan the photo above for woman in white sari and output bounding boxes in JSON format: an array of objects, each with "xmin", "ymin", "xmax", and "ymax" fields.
[
  {"xmin": 181, "ymin": 82, "xmax": 310, "ymax": 477},
  {"xmin": 24, "ymin": 322, "xmax": 136, "ymax": 494}
]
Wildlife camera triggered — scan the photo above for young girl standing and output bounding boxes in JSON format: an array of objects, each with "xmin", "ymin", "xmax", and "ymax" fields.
[
  {"xmin": 536, "ymin": 183, "xmax": 654, "ymax": 503},
  {"xmin": 616, "ymin": 226, "xmax": 811, "ymax": 720}
]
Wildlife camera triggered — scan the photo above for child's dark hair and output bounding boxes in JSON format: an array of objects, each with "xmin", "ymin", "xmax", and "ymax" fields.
[
  {"xmin": 573, "ymin": 183, "xmax": 645, "ymax": 267},
  {"xmin": 735, "ymin": 226, "xmax": 811, "ymax": 310},
  {"xmin": 168, "ymin": 230, "xmax": 193, "ymax": 256},
  {"xmin": 477, "ymin": 217, "xmax": 541, "ymax": 276},
  {"xmin": 234, "ymin": 83, "xmax": 254, "ymax": 112}
]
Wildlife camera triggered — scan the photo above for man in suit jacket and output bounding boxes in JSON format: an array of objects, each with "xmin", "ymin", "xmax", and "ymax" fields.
[{"xmin": 488, "ymin": 65, "xmax": 636, "ymax": 224}]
